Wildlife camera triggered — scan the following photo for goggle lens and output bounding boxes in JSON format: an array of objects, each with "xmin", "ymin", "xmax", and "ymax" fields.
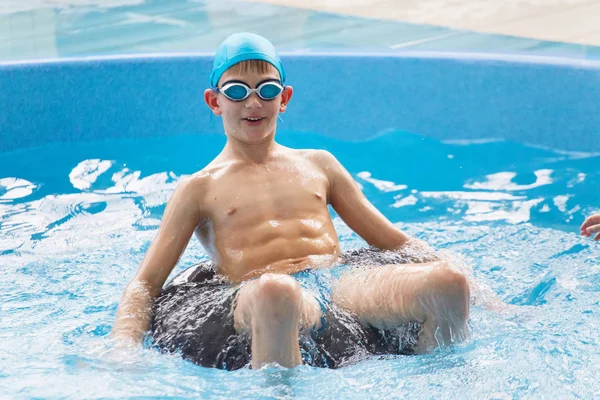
[
  {"xmin": 222, "ymin": 84, "xmax": 249, "ymax": 101},
  {"xmin": 258, "ymin": 83, "xmax": 283, "ymax": 100}
]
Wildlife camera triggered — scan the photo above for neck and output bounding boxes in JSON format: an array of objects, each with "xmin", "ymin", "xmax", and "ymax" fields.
[{"xmin": 223, "ymin": 133, "xmax": 279, "ymax": 164}]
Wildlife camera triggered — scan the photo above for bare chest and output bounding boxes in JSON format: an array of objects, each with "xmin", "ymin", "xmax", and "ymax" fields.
[{"xmin": 204, "ymin": 166, "xmax": 329, "ymax": 227}]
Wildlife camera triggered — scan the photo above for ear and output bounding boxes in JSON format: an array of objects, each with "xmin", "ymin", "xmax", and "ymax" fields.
[
  {"xmin": 204, "ymin": 88, "xmax": 222, "ymax": 116},
  {"xmin": 279, "ymin": 85, "xmax": 293, "ymax": 113}
]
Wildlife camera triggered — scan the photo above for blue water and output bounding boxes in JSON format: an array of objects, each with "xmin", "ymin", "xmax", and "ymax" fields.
[{"xmin": 1, "ymin": 131, "xmax": 599, "ymax": 399}]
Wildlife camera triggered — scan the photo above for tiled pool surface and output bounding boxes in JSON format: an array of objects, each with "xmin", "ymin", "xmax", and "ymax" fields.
[
  {"xmin": 1, "ymin": 0, "xmax": 599, "ymax": 62},
  {"xmin": 249, "ymin": 0, "xmax": 600, "ymax": 46}
]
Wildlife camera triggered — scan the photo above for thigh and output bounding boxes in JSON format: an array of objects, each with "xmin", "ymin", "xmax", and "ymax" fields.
[
  {"xmin": 233, "ymin": 273, "xmax": 324, "ymax": 333},
  {"xmin": 331, "ymin": 261, "xmax": 446, "ymax": 330},
  {"xmin": 150, "ymin": 264, "xmax": 250, "ymax": 370}
]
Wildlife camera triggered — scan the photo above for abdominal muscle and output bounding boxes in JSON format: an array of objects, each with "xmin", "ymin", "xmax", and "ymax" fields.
[
  {"xmin": 198, "ymin": 217, "xmax": 341, "ymax": 283},
  {"xmin": 228, "ymin": 252, "xmax": 340, "ymax": 283}
]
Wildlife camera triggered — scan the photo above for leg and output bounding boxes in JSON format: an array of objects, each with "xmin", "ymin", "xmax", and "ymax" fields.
[
  {"xmin": 233, "ymin": 273, "xmax": 322, "ymax": 369},
  {"xmin": 332, "ymin": 261, "xmax": 470, "ymax": 353}
]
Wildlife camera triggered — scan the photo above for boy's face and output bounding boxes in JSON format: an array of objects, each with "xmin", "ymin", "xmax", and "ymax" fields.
[{"xmin": 204, "ymin": 65, "xmax": 293, "ymax": 145}]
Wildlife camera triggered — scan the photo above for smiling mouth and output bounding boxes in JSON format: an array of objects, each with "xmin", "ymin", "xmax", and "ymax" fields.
[{"xmin": 243, "ymin": 117, "xmax": 264, "ymax": 122}]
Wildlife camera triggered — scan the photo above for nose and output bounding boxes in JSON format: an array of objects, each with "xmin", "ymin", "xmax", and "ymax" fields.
[{"xmin": 245, "ymin": 92, "xmax": 262, "ymax": 108}]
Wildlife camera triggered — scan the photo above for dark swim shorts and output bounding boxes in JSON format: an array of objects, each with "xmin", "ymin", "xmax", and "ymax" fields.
[{"xmin": 149, "ymin": 247, "xmax": 432, "ymax": 370}]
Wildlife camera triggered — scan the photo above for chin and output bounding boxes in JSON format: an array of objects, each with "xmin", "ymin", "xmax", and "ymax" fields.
[{"xmin": 243, "ymin": 129, "xmax": 274, "ymax": 142}]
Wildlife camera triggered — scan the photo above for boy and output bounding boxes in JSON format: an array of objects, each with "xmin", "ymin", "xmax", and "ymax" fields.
[{"xmin": 112, "ymin": 33, "xmax": 470, "ymax": 370}]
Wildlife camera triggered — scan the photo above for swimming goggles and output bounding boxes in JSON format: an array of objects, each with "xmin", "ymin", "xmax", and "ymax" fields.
[{"xmin": 215, "ymin": 80, "xmax": 284, "ymax": 102}]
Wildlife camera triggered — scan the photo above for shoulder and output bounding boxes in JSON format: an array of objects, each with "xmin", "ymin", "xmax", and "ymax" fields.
[
  {"xmin": 170, "ymin": 162, "xmax": 224, "ymax": 203},
  {"xmin": 298, "ymin": 149, "xmax": 342, "ymax": 171},
  {"xmin": 178, "ymin": 171, "xmax": 209, "ymax": 193},
  {"xmin": 295, "ymin": 150, "xmax": 348, "ymax": 198},
  {"xmin": 163, "ymin": 175, "xmax": 205, "ymax": 216},
  {"xmin": 183, "ymin": 159, "xmax": 236, "ymax": 189}
]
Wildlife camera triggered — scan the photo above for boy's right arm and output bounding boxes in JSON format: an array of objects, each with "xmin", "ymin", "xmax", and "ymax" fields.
[{"xmin": 112, "ymin": 176, "xmax": 205, "ymax": 345}]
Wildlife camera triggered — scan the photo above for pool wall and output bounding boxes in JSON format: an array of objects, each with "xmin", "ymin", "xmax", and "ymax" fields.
[{"xmin": 1, "ymin": 53, "xmax": 599, "ymax": 152}]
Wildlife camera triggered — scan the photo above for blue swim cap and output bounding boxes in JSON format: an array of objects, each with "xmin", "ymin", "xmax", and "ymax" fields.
[{"xmin": 210, "ymin": 32, "xmax": 286, "ymax": 87}]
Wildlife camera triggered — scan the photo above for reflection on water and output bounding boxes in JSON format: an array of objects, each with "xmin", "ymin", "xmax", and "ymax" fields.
[
  {"xmin": 0, "ymin": 177, "xmax": 37, "ymax": 200},
  {"xmin": 464, "ymin": 169, "xmax": 553, "ymax": 191},
  {"xmin": 357, "ymin": 171, "xmax": 407, "ymax": 192},
  {"xmin": 69, "ymin": 159, "xmax": 113, "ymax": 190},
  {"xmin": 1, "ymin": 131, "xmax": 597, "ymax": 256}
]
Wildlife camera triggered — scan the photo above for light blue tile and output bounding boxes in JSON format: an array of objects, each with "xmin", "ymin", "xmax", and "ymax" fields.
[
  {"xmin": 0, "ymin": 0, "xmax": 599, "ymax": 61},
  {"xmin": 402, "ymin": 30, "xmax": 590, "ymax": 57}
]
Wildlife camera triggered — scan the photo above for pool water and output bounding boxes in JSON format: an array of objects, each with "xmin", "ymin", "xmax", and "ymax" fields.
[{"xmin": 1, "ymin": 131, "xmax": 599, "ymax": 399}]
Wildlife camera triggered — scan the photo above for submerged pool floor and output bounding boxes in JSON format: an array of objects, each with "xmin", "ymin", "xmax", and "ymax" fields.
[
  {"xmin": 2, "ymin": 0, "xmax": 599, "ymax": 62},
  {"xmin": 1, "ymin": 131, "xmax": 599, "ymax": 398}
]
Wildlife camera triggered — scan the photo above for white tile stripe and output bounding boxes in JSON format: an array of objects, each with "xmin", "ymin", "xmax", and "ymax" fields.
[{"xmin": 390, "ymin": 32, "xmax": 464, "ymax": 49}]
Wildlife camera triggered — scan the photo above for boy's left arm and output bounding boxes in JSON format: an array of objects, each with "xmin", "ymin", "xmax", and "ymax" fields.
[{"xmin": 314, "ymin": 151, "xmax": 438, "ymax": 261}]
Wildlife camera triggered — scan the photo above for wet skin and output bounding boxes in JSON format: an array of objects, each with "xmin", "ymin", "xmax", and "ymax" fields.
[{"xmin": 112, "ymin": 66, "xmax": 471, "ymax": 369}]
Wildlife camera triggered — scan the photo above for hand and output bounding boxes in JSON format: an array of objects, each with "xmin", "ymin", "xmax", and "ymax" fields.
[
  {"xmin": 111, "ymin": 334, "xmax": 142, "ymax": 350},
  {"xmin": 580, "ymin": 214, "xmax": 600, "ymax": 241},
  {"xmin": 99, "ymin": 335, "xmax": 144, "ymax": 367}
]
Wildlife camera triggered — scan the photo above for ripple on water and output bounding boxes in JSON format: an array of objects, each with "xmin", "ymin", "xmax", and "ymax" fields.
[
  {"xmin": 0, "ymin": 177, "xmax": 37, "ymax": 201},
  {"xmin": 0, "ymin": 133, "xmax": 599, "ymax": 398}
]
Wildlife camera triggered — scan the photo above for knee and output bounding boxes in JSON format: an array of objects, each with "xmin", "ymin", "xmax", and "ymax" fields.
[
  {"xmin": 252, "ymin": 273, "xmax": 303, "ymax": 315},
  {"xmin": 431, "ymin": 265, "xmax": 469, "ymax": 291},
  {"xmin": 426, "ymin": 264, "xmax": 470, "ymax": 306}
]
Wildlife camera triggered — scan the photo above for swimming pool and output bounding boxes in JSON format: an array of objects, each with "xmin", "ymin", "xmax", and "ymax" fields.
[{"xmin": 1, "ymin": 54, "xmax": 599, "ymax": 398}]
